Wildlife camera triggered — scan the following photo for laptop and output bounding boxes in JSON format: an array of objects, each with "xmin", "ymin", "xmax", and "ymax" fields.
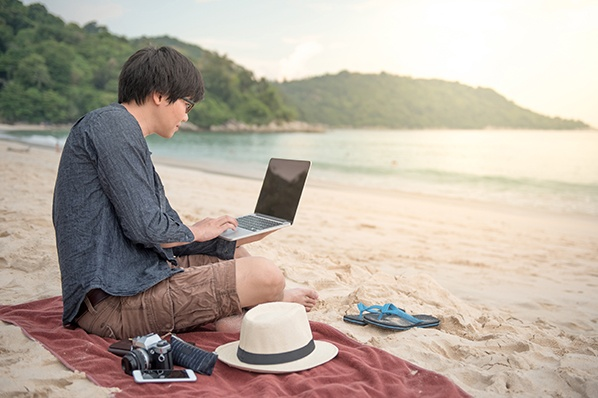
[{"xmin": 219, "ymin": 158, "xmax": 311, "ymax": 241}]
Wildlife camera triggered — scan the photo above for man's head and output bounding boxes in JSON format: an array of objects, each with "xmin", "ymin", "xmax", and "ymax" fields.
[{"xmin": 118, "ymin": 46, "xmax": 204, "ymax": 106}]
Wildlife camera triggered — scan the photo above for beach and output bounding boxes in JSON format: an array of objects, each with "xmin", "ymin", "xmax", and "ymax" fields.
[{"xmin": 1, "ymin": 139, "xmax": 597, "ymax": 397}]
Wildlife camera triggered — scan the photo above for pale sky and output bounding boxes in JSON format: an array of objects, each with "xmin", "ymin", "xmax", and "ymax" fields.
[{"xmin": 23, "ymin": 0, "xmax": 598, "ymax": 127}]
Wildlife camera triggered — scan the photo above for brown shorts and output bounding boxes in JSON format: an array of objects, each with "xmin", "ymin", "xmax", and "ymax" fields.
[{"xmin": 76, "ymin": 254, "xmax": 241, "ymax": 340}]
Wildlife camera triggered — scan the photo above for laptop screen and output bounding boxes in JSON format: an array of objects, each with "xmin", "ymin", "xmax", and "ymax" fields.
[{"xmin": 254, "ymin": 158, "xmax": 311, "ymax": 223}]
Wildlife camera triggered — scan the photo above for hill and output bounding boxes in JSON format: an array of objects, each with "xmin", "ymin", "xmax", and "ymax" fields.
[
  {"xmin": 276, "ymin": 72, "xmax": 587, "ymax": 129},
  {"xmin": 0, "ymin": 0, "xmax": 294, "ymax": 128},
  {"xmin": 0, "ymin": 0, "xmax": 588, "ymax": 130}
]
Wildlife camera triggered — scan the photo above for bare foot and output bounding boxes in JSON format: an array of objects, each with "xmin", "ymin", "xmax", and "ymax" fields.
[
  {"xmin": 214, "ymin": 314, "xmax": 244, "ymax": 333},
  {"xmin": 283, "ymin": 288, "xmax": 319, "ymax": 312}
]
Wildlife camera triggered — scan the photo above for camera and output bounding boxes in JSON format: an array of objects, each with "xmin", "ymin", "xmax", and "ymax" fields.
[{"xmin": 121, "ymin": 333, "xmax": 173, "ymax": 376}]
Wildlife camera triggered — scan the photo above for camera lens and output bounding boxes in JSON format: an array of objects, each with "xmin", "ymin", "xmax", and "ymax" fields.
[{"xmin": 121, "ymin": 349, "xmax": 150, "ymax": 376}]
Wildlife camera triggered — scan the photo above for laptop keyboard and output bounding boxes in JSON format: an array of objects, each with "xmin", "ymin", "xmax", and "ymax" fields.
[{"xmin": 237, "ymin": 215, "xmax": 283, "ymax": 232}]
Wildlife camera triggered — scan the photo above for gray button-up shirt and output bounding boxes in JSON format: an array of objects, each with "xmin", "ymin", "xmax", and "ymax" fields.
[{"xmin": 53, "ymin": 103, "xmax": 235, "ymax": 325}]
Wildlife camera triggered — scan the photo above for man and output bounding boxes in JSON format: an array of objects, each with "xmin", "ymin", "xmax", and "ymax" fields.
[{"xmin": 53, "ymin": 46, "xmax": 318, "ymax": 340}]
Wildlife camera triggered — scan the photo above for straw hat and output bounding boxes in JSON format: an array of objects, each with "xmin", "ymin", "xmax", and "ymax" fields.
[{"xmin": 215, "ymin": 302, "xmax": 338, "ymax": 373}]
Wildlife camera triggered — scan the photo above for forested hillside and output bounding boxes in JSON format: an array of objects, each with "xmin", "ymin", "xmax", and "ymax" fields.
[
  {"xmin": 0, "ymin": 0, "xmax": 588, "ymax": 130},
  {"xmin": 0, "ymin": 0, "xmax": 294, "ymax": 128},
  {"xmin": 276, "ymin": 72, "xmax": 587, "ymax": 129}
]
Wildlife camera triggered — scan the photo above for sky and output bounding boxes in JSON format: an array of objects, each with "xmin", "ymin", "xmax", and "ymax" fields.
[{"xmin": 23, "ymin": 0, "xmax": 598, "ymax": 128}]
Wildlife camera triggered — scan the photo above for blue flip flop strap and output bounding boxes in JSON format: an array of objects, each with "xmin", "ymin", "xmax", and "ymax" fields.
[
  {"xmin": 357, "ymin": 302, "xmax": 384, "ymax": 316},
  {"xmin": 379, "ymin": 303, "xmax": 422, "ymax": 324}
]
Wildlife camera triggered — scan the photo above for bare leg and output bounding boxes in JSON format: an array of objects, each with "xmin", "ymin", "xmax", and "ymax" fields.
[
  {"xmin": 214, "ymin": 255, "xmax": 318, "ymax": 333},
  {"xmin": 234, "ymin": 246, "xmax": 251, "ymax": 259},
  {"xmin": 214, "ymin": 314, "xmax": 244, "ymax": 333},
  {"xmin": 235, "ymin": 257, "xmax": 319, "ymax": 310},
  {"xmin": 235, "ymin": 256, "xmax": 285, "ymax": 307},
  {"xmin": 214, "ymin": 287, "xmax": 318, "ymax": 333}
]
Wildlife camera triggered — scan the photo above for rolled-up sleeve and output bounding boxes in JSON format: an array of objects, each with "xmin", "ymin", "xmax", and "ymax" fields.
[{"xmin": 173, "ymin": 238, "xmax": 236, "ymax": 260}]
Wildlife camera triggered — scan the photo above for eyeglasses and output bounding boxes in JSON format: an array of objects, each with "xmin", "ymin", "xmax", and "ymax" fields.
[{"xmin": 181, "ymin": 97, "xmax": 195, "ymax": 113}]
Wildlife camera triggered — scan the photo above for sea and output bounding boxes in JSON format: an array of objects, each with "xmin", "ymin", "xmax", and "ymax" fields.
[{"xmin": 2, "ymin": 128, "xmax": 597, "ymax": 217}]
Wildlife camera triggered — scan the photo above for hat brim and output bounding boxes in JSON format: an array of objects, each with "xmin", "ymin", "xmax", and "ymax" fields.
[{"xmin": 215, "ymin": 340, "xmax": 338, "ymax": 374}]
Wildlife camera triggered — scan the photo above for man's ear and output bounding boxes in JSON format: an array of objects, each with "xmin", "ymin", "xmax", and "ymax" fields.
[{"xmin": 151, "ymin": 92, "xmax": 164, "ymax": 106}]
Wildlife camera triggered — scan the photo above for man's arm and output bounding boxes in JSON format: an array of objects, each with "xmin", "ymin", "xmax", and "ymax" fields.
[{"xmin": 90, "ymin": 112, "xmax": 194, "ymax": 247}]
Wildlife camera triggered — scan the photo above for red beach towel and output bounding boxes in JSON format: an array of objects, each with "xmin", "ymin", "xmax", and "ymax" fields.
[{"xmin": 0, "ymin": 296, "xmax": 470, "ymax": 397}]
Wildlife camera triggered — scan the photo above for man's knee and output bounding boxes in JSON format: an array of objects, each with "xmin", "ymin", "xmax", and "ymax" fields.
[
  {"xmin": 254, "ymin": 257, "xmax": 285, "ymax": 293},
  {"xmin": 237, "ymin": 256, "xmax": 285, "ymax": 299}
]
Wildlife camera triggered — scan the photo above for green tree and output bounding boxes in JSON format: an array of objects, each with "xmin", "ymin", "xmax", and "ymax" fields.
[
  {"xmin": 237, "ymin": 97, "xmax": 272, "ymax": 125},
  {"xmin": 35, "ymin": 41, "xmax": 75, "ymax": 88},
  {"xmin": 0, "ymin": 80, "xmax": 27, "ymax": 122},
  {"xmin": 13, "ymin": 53, "xmax": 50, "ymax": 88},
  {"xmin": 190, "ymin": 96, "xmax": 233, "ymax": 127},
  {"xmin": 92, "ymin": 57, "xmax": 119, "ymax": 90}
]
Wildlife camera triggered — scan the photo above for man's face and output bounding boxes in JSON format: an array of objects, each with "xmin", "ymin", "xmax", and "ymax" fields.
[{"xmin": 155, "ymin": 97, "xmax": 190, "ymax": 139}]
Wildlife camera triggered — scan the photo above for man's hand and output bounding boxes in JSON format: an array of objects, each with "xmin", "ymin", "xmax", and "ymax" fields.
[
  {"xmin": 160, "ymin": 215, "xmax": 274, "ymax": 249},
  {"xmin": 189, "ymin": 215, "xmax": 238, "ymax": 242}
]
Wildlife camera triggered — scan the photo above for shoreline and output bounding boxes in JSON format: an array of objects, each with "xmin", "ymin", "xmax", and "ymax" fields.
[
  {"xmin": 1, "ymin": 141, "xmax": 597, "ymax": 397},
  {"xmin": 3, "ymin": 122, "xmax": 596, "ymax": 133},
  {"xmin": 0, "ymin": 123, "xmax": 72, "ymax": 132},
  {"xmin": 4, "ymin": 135, "xmax": 595, "ymax": 222},
  {"xmin": 0, "ymin": 120, "xmax": 327, "ymax": 134}
]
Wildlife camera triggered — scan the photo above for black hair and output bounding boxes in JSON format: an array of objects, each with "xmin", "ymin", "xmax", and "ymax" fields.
[{"xmin": 118, "ymin": 46, "xmax": 204, "ymax": 105}]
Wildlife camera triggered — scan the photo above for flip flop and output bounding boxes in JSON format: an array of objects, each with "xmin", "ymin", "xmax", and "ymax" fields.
[
  {"xmin": 363, "ymin": 304, "xmax": 440, "ymax": 331},
  {"xmin": 409, "ymin": 313, "xmax": 441, "ymax": 328},
  {"xmin": 375, "ymin": 303, "xmax": 439, "ymax": 328},
  {"xmin": 342, "ymin": 302, "xmax": 384, "ymax": 326},
  {"xmin": 343, "ymin": 302, "xmax": 419, "ymax": 325}
]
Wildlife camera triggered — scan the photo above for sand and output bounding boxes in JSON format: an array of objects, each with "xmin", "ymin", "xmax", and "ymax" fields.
[{"xmin": 1, "ymin": 139, "xmax": 597, "ymax": 397}]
